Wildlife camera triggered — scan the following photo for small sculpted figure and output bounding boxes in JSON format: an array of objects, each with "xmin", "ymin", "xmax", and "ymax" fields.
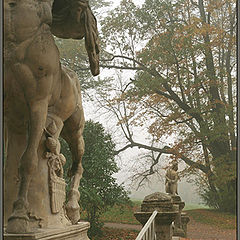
[
  {"xmin": 165, "ymin": 162, "xmax": 179, "ymax": 195},
  {"xmin": 4, "ymin": 0, "xmax": 99, "ymax": 233}
]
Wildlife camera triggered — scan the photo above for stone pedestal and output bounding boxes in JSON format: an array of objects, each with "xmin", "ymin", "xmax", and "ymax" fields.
[
  {"xmin": 181, "ymin": 212, "xmax": 190, "ymax": 237},
  {"xmin": 171, "ymin": 195, "xmax": 185, "ymax": 237},
  {"xmin": 4, "ymin": 131, "xmax": 87, "ymax": 236},
  {"xmin": 4, "ymin": 134, "xmax": 70, "ymax": 232},
  {"xmin": 4, "ymin": 222, "xmax": 90, "ymax": 240},
  {"xmin": 134, "ymin": 192, "xmax": 178, "ymax": 240}
]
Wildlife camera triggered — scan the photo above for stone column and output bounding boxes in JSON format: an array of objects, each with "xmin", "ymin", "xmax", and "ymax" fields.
[
  {"xmin": 134, "ymin": 192, "xmax": 178, "ymax": 240},
  {"xmin": 181, "ymin": 212, "xmax": 190, "ymax": 237},
  {"xmin": 171, "ymin": 195, "xmax": 185, "ymax": 237}
]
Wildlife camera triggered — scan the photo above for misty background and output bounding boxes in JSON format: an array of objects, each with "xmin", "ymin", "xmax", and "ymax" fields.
[{"xmin": 81, "ymin": 0, "xmax": 203, "ymax": 205}]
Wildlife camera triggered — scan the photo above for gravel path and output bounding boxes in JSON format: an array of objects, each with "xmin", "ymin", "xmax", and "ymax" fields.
[{"xmin": 104, "ymin": 215, "xmax": 236, "ymax": 240}]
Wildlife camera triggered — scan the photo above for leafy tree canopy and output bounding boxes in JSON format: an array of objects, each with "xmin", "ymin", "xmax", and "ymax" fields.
[{"xmin": 99, "ymin": 0, "xmax": 236, "ymax": 212}]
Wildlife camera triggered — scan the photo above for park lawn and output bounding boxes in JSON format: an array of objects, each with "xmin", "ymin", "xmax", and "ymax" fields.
[
  {"xmin": 186, "ymin": 208, "xmax": 236, "ymax": 230},
  {"xmin": 183, "ymin": 204, "xmax": 209, "ymax": 210},
  {"xmin": 98, "ymin": 200, "xmax": 208, "ymax": 224},
  {"xmin": 80, "ymin": 201, "xmax": 141, "ymax": 224},
  {"xmin": 81, "ymin": 200, "xmax": 236, "ymax": 230},
  {"xmin": 99, "ymin": 201, "xmax": 141, "ymax": 224},
  {"xmin": 100, "ymin": 201, "xmax": 236, "ymax": 230}
]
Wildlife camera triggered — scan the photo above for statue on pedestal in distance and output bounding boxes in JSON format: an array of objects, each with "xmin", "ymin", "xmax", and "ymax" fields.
[{"xmin": 165, "ymin": 162, "xmax": 179, "ymax": 195}]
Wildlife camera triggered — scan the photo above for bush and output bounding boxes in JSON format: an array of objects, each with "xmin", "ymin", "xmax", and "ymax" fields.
[{"xmin": 61, "ymin": 120, "xmax": 130, "ymax": 239}]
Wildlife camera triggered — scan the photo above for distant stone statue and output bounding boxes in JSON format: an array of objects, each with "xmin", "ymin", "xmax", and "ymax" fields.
[
  {"xmin": 165, "ymin": 162, "xmax": 179, "ymax": 195},
  {"xmin": 4, "ymin": 0, "xmax": 99, "ymax": 234}
]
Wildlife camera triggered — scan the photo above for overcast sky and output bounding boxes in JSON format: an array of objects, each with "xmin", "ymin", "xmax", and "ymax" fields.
[
  {"xmin": 112, "ymin": 0, "xmax": 145, "ymax": 7},
  {"xmin": 85, "ymin": 0, "xmax": 176, "ymax": 187}
]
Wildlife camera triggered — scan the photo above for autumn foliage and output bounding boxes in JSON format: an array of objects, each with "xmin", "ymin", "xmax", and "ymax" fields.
[{"xmin": 100, "ymin": 0, "xmax": 236, "ymax": 212}]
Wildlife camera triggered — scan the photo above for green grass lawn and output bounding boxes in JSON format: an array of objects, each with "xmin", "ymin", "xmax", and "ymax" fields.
[
  {"xmin": 80, "ymin": 201, "xmax": 141, "ymax": 224},
  {"xmin": 99, "ymin": 201, "xmax": 141, "ymax": 224},
  {"xmin": 97, "ymin": 200, "xmax": 236, "ymax": 230},
  {"xmin": 99, "ymin": 200, "xmax": 209, "ymax": 224},
  {"xmin": 186, "ymin": 208, "xmax": 236, "ymax": 229},
  {"xmin": 81, "ymin": 200, "xmax": 236, "ymax": 230},
  {"xmin": 183, "ymin": 204, "xmax": 209, "ymax": 210}
]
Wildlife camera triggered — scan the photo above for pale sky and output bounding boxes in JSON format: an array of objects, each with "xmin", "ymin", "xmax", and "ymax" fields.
[
  {"xmin": 85, "ymin": 0, "xmax": 176, "ymax": 190},
  {"xmin": 112, "ymin": 0, "xmax": 145, "ymax": 7}
]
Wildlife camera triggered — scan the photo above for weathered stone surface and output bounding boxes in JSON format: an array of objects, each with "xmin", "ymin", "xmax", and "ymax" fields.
[
  {"xmin": 170, "ymin": 195, "xmax": 189, "ymax": 238},
  {"xmin": 134, "ymin": 212, "xmax": 177, "ymax": 226},
  {"xmin": 4, "ymin": 0, "xmax": 99, "ymax": 234},
  {"xmin": 165, "ymin": 162, "xmax": 179, "ymax": 195},
  {"xmin": 181, "ymin": 212, "xmax": 190, "ymax": 237},
  {"xmin": 141, "ymin": 192, "xmax": 178, "ymax": 213},
  {"xmin": 4, "ymin": 222, "xmax": 90, "ymax": 240},
  {"xmin": 135, "ymin": 192, "xmax": 178, "ymax": 240},
  {"xmin": 143, "ymin": 192, "xmax": 172, "ymax": 202},
  {"xmin": 171, "ymin": 195, "xmax": 181, "ymax": 203}
]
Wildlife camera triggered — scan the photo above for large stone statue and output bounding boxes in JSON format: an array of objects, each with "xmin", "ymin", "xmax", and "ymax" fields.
[
  {"xmin": 165, "ymin": 162, "xmax": 179, "ymax": 195},
  {"xmin": 4, "ymin": 0, "xmax": 99, "ymax": 235}
]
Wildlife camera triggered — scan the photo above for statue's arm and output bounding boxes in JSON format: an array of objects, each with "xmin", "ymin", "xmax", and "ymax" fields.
[
  {"xmin": 165, "ymin": 176, "xmax": 171, "ymax": 181},
  {"xmin": 171, "ymin": 173, "xmax": 179, "ymax": 183},
  {"xmin": 50, "ymin": 0, "xmax": 100, "ymax": 76},
  {"xmin": 50, "ymin": 0, "xmax": 86, "ymax": 39}
]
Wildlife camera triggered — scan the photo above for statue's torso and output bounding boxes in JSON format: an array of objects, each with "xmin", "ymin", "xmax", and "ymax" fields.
[
  {"xmin": 4, "ymin": 0, "xmax": 83, "ymax": 125},
  {"xmin": 3, "ymin": 1, "xmax": 55, "ymax": 128},
  {"xmin": 166, "ymin": 169, "xmax": 178, "ymax": 181},
  {"xmin": 4, "ymin": 0, "xmax": 55, "ymax": 63},
  {"xmin": 4, "ymin": 0, "xmax": 53, "ymax": 42}
]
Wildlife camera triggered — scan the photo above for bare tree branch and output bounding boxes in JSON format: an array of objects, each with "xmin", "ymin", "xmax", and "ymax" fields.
[
  {"xmin": 174, "ymin": 116, "xmax": 194, "ymax": 124},
  {"xmin": 100, "ymin": 64, "xmax": 144, "ymax": 71},
  {"xmin": 115, "ymin": 138, "xmax": 208, "ymax": 174}
]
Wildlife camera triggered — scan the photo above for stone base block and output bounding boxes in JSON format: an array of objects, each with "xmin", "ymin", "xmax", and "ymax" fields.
[
  {"xmin": 4, "ymin": 222, "xmax": 90, "ymax": 240},
  {"xmin": 173, "ymin": 226, "xmax": 185, "ymax": 237}
]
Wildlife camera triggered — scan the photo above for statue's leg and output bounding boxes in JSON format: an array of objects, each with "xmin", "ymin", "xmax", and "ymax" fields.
[
  {"xmin": 61, "ymin": 107, "xmax": 85, "ymax": 224},
  {"xmin": 165, "ymin": 183, "xmax": 170, "ymax": 194},
  {"xmin": 45, "ymin": 113, "xmax": 64, "ymax": 139},
  {"xmin": 6, "ymin": 63, "xmax": 51, "ymax": 233},
  {"xmin": 175, "ymin": 183, "xmax": 178, "ymax": 195},
  {"xmin": 4, "ymin": 126, "xmax": 28, "ymax": 226},
  {"xmin": 172, "ymin": 183, "xmax": 177, "ymax": 195}
]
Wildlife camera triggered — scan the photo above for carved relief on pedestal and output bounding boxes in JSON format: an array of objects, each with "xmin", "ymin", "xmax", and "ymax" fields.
[{"xmin": 45, "ymin": 137, "xmax": 66, "ymax": 214}]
